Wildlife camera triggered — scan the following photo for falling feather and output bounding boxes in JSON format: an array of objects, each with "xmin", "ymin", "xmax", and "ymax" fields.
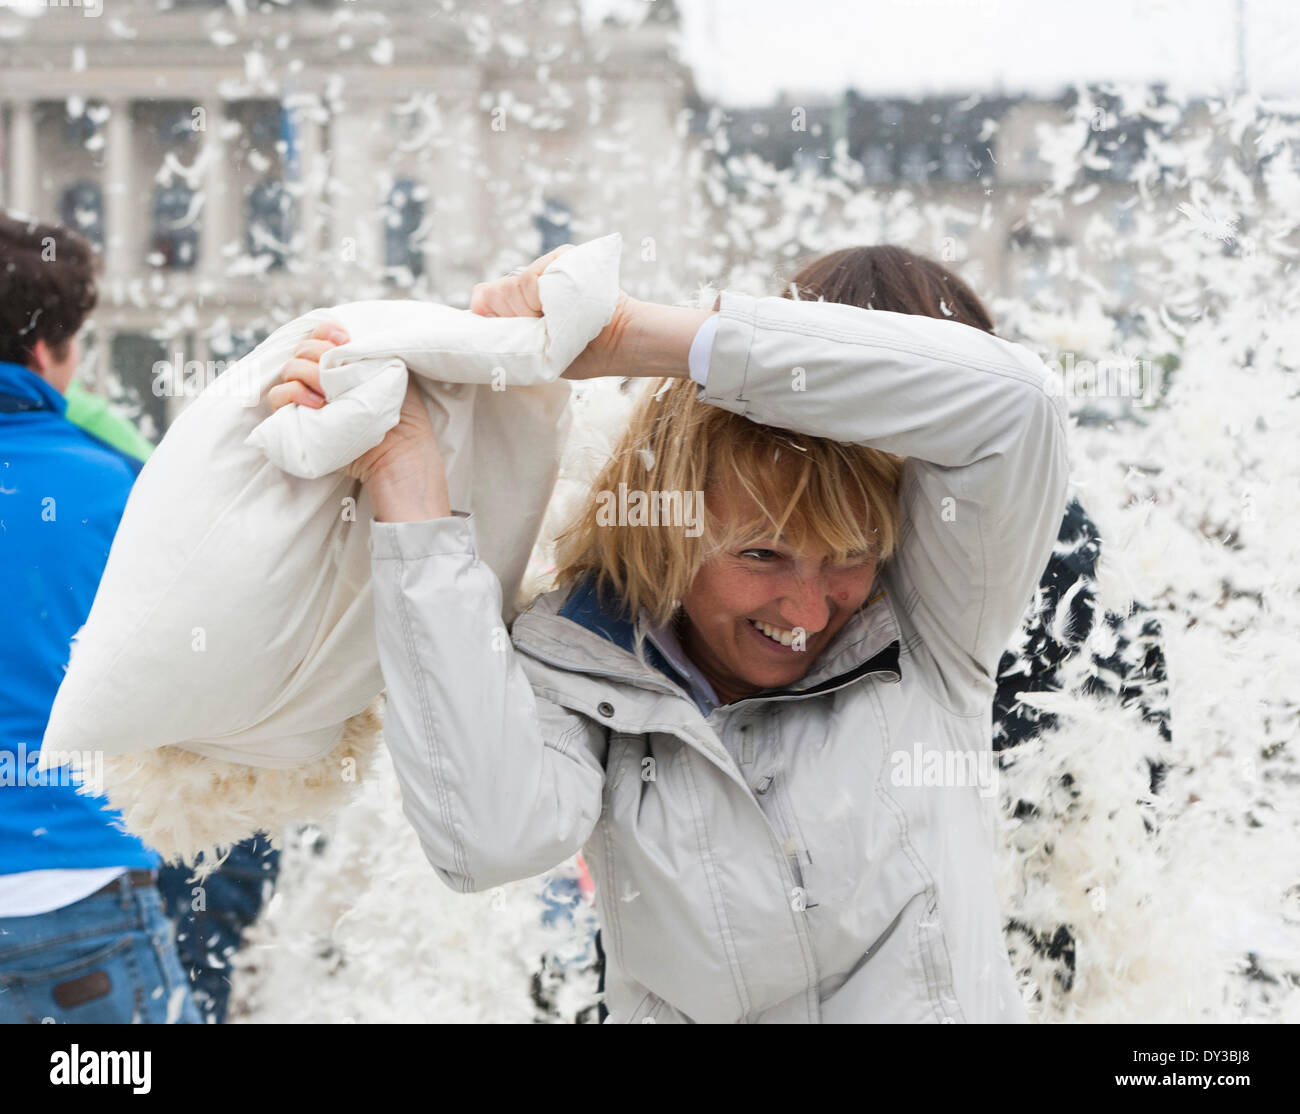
[{"xmin": 20, "ymin": 5, "xmax": 1292, "ymax": 1026}]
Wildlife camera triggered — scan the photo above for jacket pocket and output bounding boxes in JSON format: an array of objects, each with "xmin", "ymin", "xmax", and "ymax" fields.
[
  {"xmin": 624, "ymin": 989, "xmax": 690, "ymax": 1024},
  {"xmin": 0, "ymin": 934, "xmax": 132, "ymax": 986},
  {"xmin": 913, "ymin": 890, "xmax": 965, "ymax": 1023},
  {"xmin": 819, "ymin": 888, "xmax": 962, "ymax": 1022},
  {"xmin": 596, "ymin": 736, "xmax": 751, "ymax": 1023}
]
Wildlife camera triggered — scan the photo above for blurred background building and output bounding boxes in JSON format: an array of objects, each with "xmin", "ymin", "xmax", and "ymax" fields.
[
  {"xmin": 0, "ymin": 0, "xmax": 1289, "ymax": 436},
  {"xmin": 0, "ymin": 0, "xmax": 699, "ymax": 436}
]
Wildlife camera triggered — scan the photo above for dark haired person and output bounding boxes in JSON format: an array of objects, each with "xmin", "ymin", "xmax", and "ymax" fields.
[
  {"xmin": 0, "ymin": 213, "xmax": 201, "ymax": 1023},
  {"xmin": 779, "ymin": 246, "xmax": 1171, "ymax": 763}
]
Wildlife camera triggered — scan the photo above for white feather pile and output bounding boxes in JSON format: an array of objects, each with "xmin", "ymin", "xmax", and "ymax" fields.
[
  {"xmin": 74, "ymin": 702, "xmax": 385, "ymax": 875},
  {"xmin": 226, "ymin": 744, "xmax": 599, "ymax": 1024},
  {"xmin": 992, "ymin": 303, "xmax": 1300, "ymax": 1022}
]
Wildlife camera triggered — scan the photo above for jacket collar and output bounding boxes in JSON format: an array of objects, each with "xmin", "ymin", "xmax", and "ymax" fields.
[
  {"xmin": 0, "ymin": 361, "xmax": 67, "ymax": 417},
  {"xmin": 554, "ymin": 576, "xmax": 716, "ymax": 710},
  {"xmin": 513, "ymin": 571, "xmax": 902, "ymax": 710}
]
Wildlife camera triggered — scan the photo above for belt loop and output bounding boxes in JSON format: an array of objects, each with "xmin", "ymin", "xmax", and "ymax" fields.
[{"xmin": 117, "ymin": 870, "xmax": 132, "ymax": 910}]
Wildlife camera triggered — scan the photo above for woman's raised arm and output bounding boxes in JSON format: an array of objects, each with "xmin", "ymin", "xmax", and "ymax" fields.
[
  {"xmin": 370, "ymin": 512, "xmax": 608, "ymax": 891},
  {"xmin": 596, "ymin": 292, "xmax": 1069, "ymax": 703},
  {"xmin": 269, "ymin": 308, "xmax": 607, "ymax": 892},
  {"xmin": 465, "ymin": 252, "xmax": 1068, "ymax": 699},
  {"xmin": 700, "ymin": 294, "xmax": 1069, "ymax": 701}
]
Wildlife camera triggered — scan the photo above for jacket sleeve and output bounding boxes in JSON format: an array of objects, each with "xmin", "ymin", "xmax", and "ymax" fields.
[
  {"xmin": 369, "ymin": 512, "xmax": 607, "ymax": 892},
  {"xmin": 698, "ymin": 291, "xmax": 1070, "ymax": 704}
]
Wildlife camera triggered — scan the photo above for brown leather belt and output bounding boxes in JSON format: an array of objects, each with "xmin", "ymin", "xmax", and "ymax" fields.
[{"xmin": 89, "ymin": 868, "xmax": 158, "ymax": 899}]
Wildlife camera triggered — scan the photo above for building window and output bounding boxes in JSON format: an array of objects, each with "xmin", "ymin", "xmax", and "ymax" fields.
[
  {"xmin": 150, "ymin": 183, "xmax": 199, "ymax": 269},
  {"xmin": 1014, "ymin": 143, "xmax": 1052, "ymax": 182},
  {"xmin": 941, "ymin": 144, "xmax": 970, "ymax": 183},
  {"xmin": 209, "ymin": 327, "xmax": 268, "ymax": 366},
  {"xmin": 1112, "ymin": 199, "xmax": 1137, "ymax": 235},
  {"xmin": 535, "ymin": 199, "xmax": 571, "ymax": 255},
  {"xmin": 247, "ymin": 180, "xmax": 294, "ymax": 270},
  {"xmin": 156, "ymin": 104, "xmax": 202, "ymax": 149},
  {"xmin": 60, "ymin": 181, "xmax": 105, "ymax": 251},
  {"xmin": 1107, "ymin": 137, "xmax": 1142, "ymax": 181},
  {"xmin": 64, "ymin": 102, "xmax": 104, "ymax": 148},
  {"xmin": 862, "ymin": 145, "xmax": 893, "ymax": 184},
  {"xmin": 383, "ymin": 178, "xmax": 426, "ymax": 280},
  {"xmin": 792, "ymin": 147, "xmax": 827, "ymax": 176},
  {"xmin": 1110, "ymin": 261, "xmax": 1136, "ymax": 303},
  {"xmin": 900, "ymin": 146, "xmax": 930, "ymax": 184},
  {"xmin": 108, "ymin": 332, "xmax": 170, "ymax": 441},
  {"xmin": 1016, "ymin": 253, "xmax": 1053, "ymax": 302}
]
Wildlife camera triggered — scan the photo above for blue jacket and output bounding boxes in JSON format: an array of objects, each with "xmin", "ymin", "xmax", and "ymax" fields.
[{"xmin": 0, "ymin": 361, "xmax": 159, "ymax": 873}]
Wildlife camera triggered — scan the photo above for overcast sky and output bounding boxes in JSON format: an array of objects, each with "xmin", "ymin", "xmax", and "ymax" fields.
[{"xmin": 593, "ymin": 0, "xmax": 1300, "ymax": 106}]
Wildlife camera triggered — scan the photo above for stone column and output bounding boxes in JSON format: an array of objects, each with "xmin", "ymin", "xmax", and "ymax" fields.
[
  {"xmin": 103, "ymin": 99, "xmax": 135, "ymax": 279},
  {"xmin": 199, "ymin": 99, "xmax": 231, "ymax": 277},
  {"xmin": 8, "ymin": 99, "xmax": 39, "ymax": 217},
  {"xmin": 294, "ymin": 100, "xmax": 324, "ymax": 267},
  {"xmin": 171, "ymin": 331, "xmax": 206, "ymax": 426},
  {"xmin": 329, "ymin": 105, "xmax": 379, "ymax": 271}
]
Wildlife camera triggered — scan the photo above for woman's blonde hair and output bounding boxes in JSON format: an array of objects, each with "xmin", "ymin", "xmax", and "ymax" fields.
[{"xmin": 552, "ymin": 377, "xmax": 904, "ymax": 628}]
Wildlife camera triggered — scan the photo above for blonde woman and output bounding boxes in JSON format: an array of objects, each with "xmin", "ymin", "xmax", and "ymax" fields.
[{"xmin": 271, "ymin": 244, "xmax": 1069, "ymax": 1023}]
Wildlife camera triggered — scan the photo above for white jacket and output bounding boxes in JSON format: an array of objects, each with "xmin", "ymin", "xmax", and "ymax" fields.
[{"xmin": 371, "ymin": 291, "xmax": 1070, "ymax": 1022}]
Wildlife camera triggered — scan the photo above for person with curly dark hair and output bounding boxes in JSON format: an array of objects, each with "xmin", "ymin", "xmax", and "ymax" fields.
[{"xmin": 0, "ymin": 213, "xmax": 202, "ymax": 1023}]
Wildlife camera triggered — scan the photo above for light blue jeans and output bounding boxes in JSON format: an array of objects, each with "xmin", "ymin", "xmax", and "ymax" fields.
[{"xmin": 0, "ymin": 872, "xmax": 202, "ymax": 1024}]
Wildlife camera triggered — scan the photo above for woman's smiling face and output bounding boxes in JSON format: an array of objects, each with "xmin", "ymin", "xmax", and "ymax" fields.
[{"xmin": 678, "ymin": 479, "xmax": 878, "ymax": 706}]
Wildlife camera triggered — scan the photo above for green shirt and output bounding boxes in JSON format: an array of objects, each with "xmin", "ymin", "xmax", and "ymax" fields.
[{"xmin": 64, "ymin": 381, "xmax": 155, "ymax": 463}]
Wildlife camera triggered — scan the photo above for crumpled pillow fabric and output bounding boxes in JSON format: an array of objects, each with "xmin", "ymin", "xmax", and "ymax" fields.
[{"xmin": 39, "ymin": 234, "xmax": 623, "ymax": 863}]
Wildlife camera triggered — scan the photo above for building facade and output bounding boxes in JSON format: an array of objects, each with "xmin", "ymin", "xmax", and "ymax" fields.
[{"xmin": 0, "ymin": 0, "xmax": 698, "ymax": 436}]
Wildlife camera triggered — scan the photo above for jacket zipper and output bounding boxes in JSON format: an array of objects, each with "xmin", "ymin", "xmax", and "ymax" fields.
[
  {"xmin": 743, "ymin": 722, "xmax": 808, "ymax": 894},
  {"xmin": 722, "ymin": 714, "xmax": 822, "ymax": 1021},
  {"xmin": 516, "ymin": 635, "xmax": 900, "ymax": 1022}
]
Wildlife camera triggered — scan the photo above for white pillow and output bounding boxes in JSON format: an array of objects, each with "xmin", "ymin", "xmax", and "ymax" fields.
[{"xmin": 38, "ymin": 233, "xmax": 622, "ymax": 864}]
